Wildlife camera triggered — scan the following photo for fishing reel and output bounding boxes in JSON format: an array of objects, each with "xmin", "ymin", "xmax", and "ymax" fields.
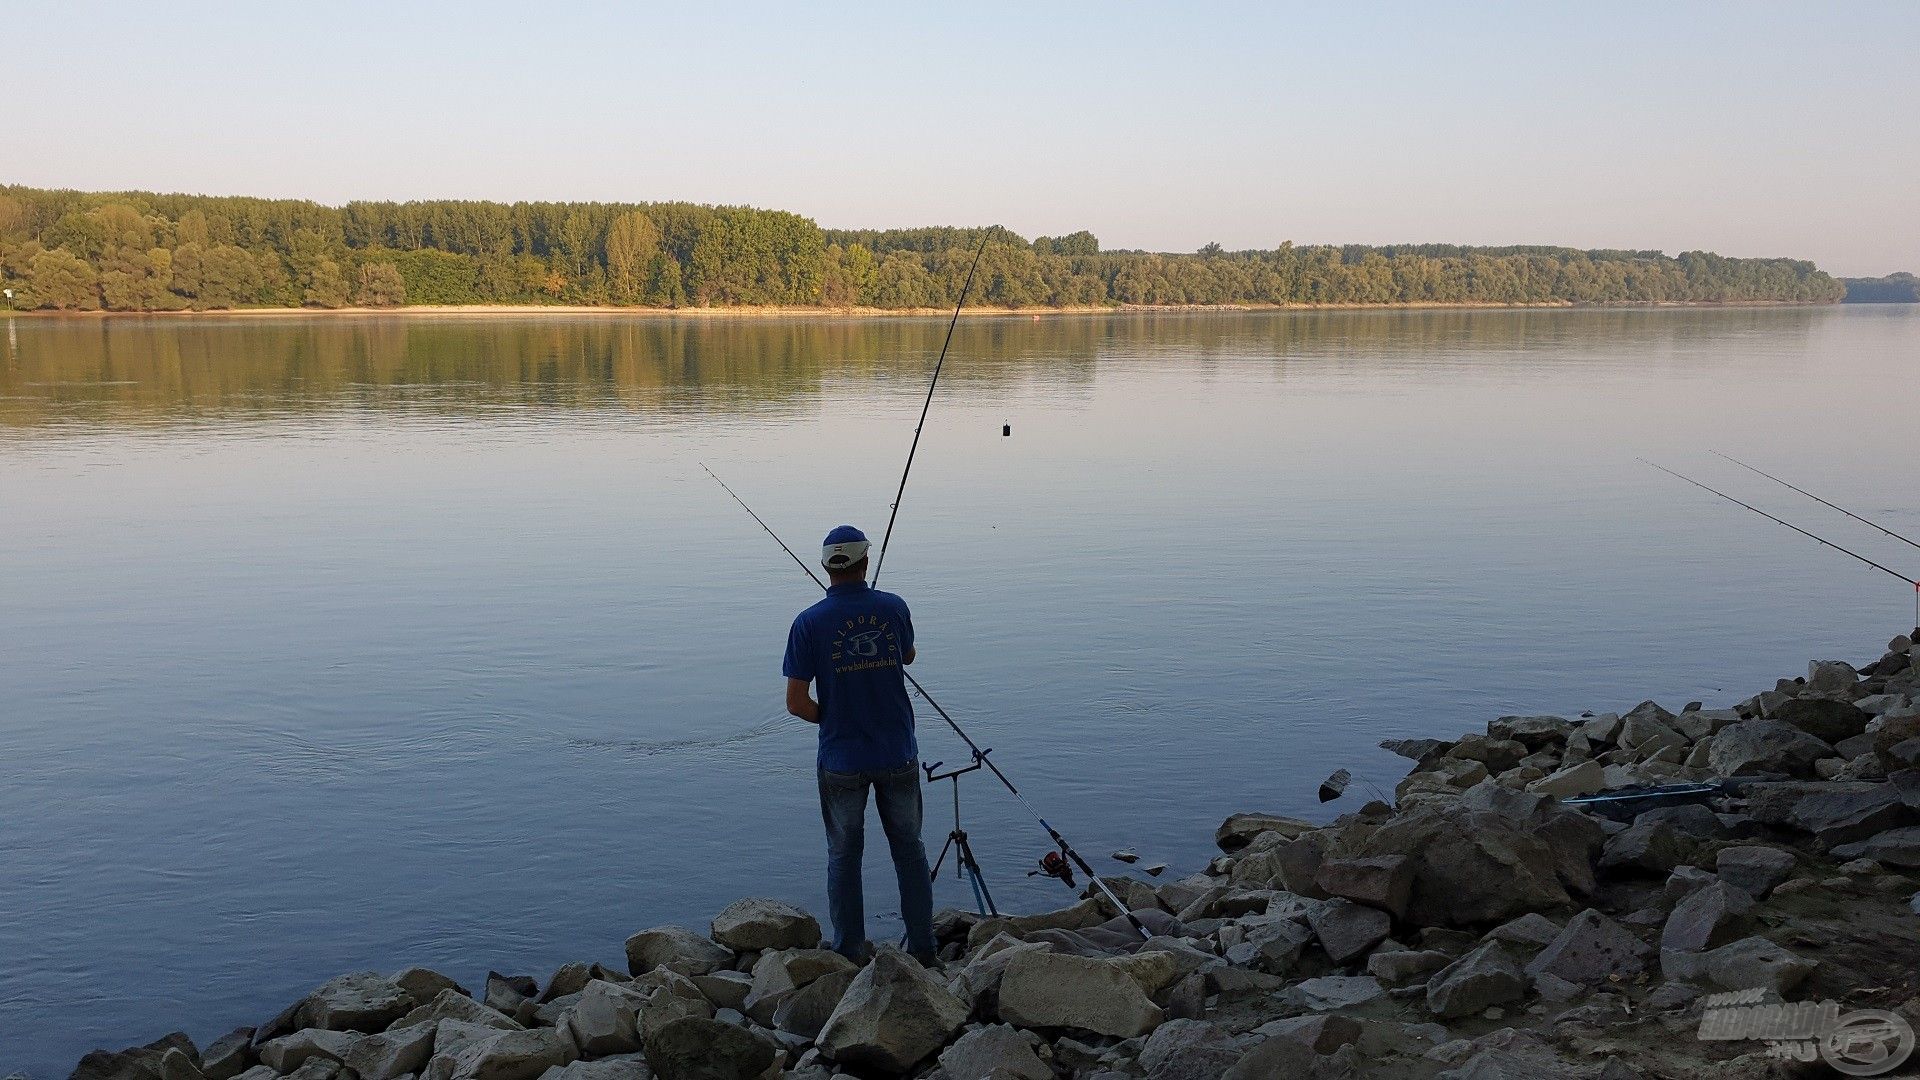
[{"xmin": 1029, "ymin": 849, "xmax": 1076, "ymax": 888}]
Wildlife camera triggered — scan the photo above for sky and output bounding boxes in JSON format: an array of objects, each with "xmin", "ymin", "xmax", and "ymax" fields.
[{"xmin": 9, "ymin": 1, "xmax": 1918, "ymax": 275}]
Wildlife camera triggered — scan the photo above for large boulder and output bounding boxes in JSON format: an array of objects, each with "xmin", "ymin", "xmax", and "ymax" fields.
[
  {"xmin": 1660, "ymin": 882, "xmax": 1751, "ymax": 954},
  {"xmin": 71, "ymin": 1034, "xmax": 201, "ymax": 1080},
  {"xmin": 304, "ymin": 972, "xmax": 415, "ymax": 1033},
  {"xmin": 994, "ymin": 950, "xmax": 1165, "ymax": 1038},
  {"xmin": 1831, "ymin": 826, "xmax": 1920, "ymax": 868},
  {"xmin": 1662, "ymin": 936, "xmax": 1816, "ymax": 995},
  {"xmin": 394, "ymin": 989, "xmax": 520, "ymax": 1032},
  {"xmin": 741, "ymin": 948, "xmax": 856, "ymax": 1025},
  {"xmin": 710, "ymin": 898, "xmax": 821, "ymax": 952},
  {"xmin": 1714, "ymin": 845, "xmax": 1796, "ymax": 898},
  {"xmin": 1772, "ymin": 697, "xmax": 1871, "ymax": 743},
  {"xmin": 772, "ymin": 969, "xmax": 853, "ymax": 1040},
  {"xmin": 1524, "ymin": 909, "xmax": 1650, "ymax": 988},
  {"xmin": 1306, "ymin": 898, "xmax": 1392, "ymax": 965},
  {"xmin": 948, "ymin": 934, "xmax": 1051, "ymax": 1013},
  {"xmin": 1337, "ymin": 806, "xmax": 1573, "ymax": 927},
  {"xmin": 259, "ymin": 1030, "xmax": 359, "ymax": 1072},
  {"xmin": 624, "ymin": 926, "xmax": 733, "ymax": 977},
  {"xmin": 1216, "ymin": 813, "xmax": 1317, "ymax": 852},
  {"xmin": 1487, "ymin": 715, "xmax": 1574, "ymax": 749},
  {"xmin": 1707, "ymin": 720, "xmax": 1834, "ymax": 777},
  {"xmin": 1426, "ymin": 942, "xmax": 1527, "ymax": 1019},
  {"xmin": 1785, "ymin": 784, "xmax": 1915, "ymax": 846},
  {"xmin": 1221, "ymin": 915, "xmax": 1315, "ymax": 975},
  {"xmin": 558, "ymin": 980, "xmax": 651, "ymax": 1058},
  {"xmin": 1598, "ymin": 821, "xmax": 1684, "ymax": 876},
  {"xmin": 1313, "ymin": 855, "xmax": 1413, "ymax": 919},
  {"xmin": 643, "ymin": 1016, "xmax": 779, "ymax": 1080},
  {"xmin": 391, "ymin": 968, "xmax": 468, "ymax": 1004},
  {"xmin": 1457, "ymin": 782, "xmax": 1605, "ymax": 895},
  {"xmin": 816, "ymin": 950, "xmax": 970, "ymax": 1072},
  {"xmin": 200, "ymin": 1028, "xmax": 255, "ymax": 1080},
  {"xmin": 339, "ymin": 1023, "xmax": 434, "ymax": 1080},
  {"xmin": 1137, "ymin": 1019, "xmax": 1243, "ymax": 1080},
  {"xmin": 423, "ymin": 1028, "xmax": 573, "ymax": 1080},
  {"xmin": 936, "ymin": 1024, "xmax": 1050, "ymax": 1080}
]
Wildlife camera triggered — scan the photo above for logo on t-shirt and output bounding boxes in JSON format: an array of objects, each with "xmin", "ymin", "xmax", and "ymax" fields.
[{"xmin": 831, "ymin": 614, "xmax": 901, "ymax": 675}]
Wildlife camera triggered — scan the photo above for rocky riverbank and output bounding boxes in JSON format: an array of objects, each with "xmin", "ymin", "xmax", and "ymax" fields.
[{"xmin": 47, "ymin": 631, "xmax": 1920, "ymax": 1080}]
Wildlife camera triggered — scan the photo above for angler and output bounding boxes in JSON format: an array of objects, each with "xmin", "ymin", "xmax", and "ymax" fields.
[{"xmin": 781, "ymin": 525, "xmax": 937, "ymax": 965}]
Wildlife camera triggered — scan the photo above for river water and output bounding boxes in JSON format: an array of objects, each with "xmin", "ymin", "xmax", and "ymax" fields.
[{"xmin": 2, "ymin": 306, "xmax": 1916, "ymax": 1070}]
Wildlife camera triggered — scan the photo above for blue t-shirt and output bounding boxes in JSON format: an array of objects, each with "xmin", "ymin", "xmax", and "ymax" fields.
[{"xmin": 783, "ymin": 582, "xmax": 917, "ymax": 772}]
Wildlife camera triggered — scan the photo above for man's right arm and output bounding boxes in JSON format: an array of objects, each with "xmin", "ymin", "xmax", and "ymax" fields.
[{"xmin": 786, "ymin": 678, "xmax": 820, "ymax": 724}]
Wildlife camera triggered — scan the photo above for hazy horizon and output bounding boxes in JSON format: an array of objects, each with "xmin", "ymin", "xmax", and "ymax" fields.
[{"xmin": 10, "ymin": 1, "xmax": 1918, "ymax": 276}]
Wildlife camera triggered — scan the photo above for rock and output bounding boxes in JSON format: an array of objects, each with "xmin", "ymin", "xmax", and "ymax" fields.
[
  {"xmin": 1854, "ymin": 694, "xmax": 1909, "ymax": 717},
  {"xmin": 624, "ymin": 926, "xmax": 734, "ymax": 977},
  {"xmin": 1598, "ymin": 821, "xmax": 1683, "ymax": 876},
  {"xmin": 1286, "ymin": 975, "xmax": 1386, "ymax": 1011},
  {"xmin": 771, "ymin": 969, "xmax": 852, "ymax": 1040},
  {"xmin": 341, "ymin": 1023, "xmax": 435, "ymax": 1080},
  {"xmin": 395, "ymin": 989, "xmax": 521, "ymax": 1032},
  {"xmin": 690, "ymin": 971, "xmax": 753, "ymax": 1011},
  {"xmin": 1426, "ymin": 943, "xmax": 1527, "ymax": 1019},
  {"xmin": 1707, "ymin": 720, "xmax": 1834, "ymax": 777},
  {"xmin": 534, "ymin": 1063, "xmax": 648, "ymax": 1080},
  {"xmin": 1635, "ymin": 803, "xmax": 1730, "ymax": 839},
  {"xmin": 1447, "ymin": 735, "xmax": 1530, "ymax": 773},
  {"xmin": 1223, "ymin": 915, "xmax": 1315, "ymax": 975},
  {"xmin": 1378, "ymin": 739, "xmax": 1453, "ymax": 766},
  {"xmin": 1805, "ymin": 659, "xmax": 1861, "ymax": 698},
  {"xmin": 1525, "ymin": 761, "xmax": 1605, "ymax": 799},
  {"xmin": 200, "ymin": 1028, "xmax": 254, "ymax": 1080},
  {"xmin": 73, "ymin": 1035, "xmax": 202, "ymax": 1080},
  {"xmin": 1335, "ymin": 806, "xmax": 1572, "ymax": 927},
  {"xmin": 643, "ymin": 1016, "xmax": 778, "ymax": 1080},
  {"xmin": 1307, "ymin": 899, "xmax": 1392, "ymax": 965},
  {"xmin": 1215, "ymin": 812, "xmax": 1317, "ymax": 852},
  {"xmin": 1773, "ymin": 697, "xmax": 1871, "ymax": 743},
  {"xmin": 1831, "ymin": 825, "xmax": 1920, "ymax": 867},
  {"xmin": 1487, "ymin": 715, "xmax": 1573, "ymax": 749},
  {"xmin": 1619, "ymin": 715, "xmax": 1686, "ymax": 759},
  {"xmin": 1222, "ymin": 1038, "xmax": 1313, "ymax": 1080},
  {"xmin": 1787, "ymin": 784, "xmax": 1915, "ymax": 845},
  {"xmin": 949, "ymin": 934, "xmax": 1051, "ymax": 1012},
  {"xmin": 1578, "ymin": 713, "xmax": 1623, "ymax": 745},
  {"xmin": 965, "ymin": 898, "xmax": 1109, "ymax": 949},
  {"xmin": 710, "ymin": 898, "xmax": 821, "ymax": 953},
  {"xmin": 484, "ymin": 973, "xmax": 536, "ymax": 1016},
  {"xmin": 1671, "ymin": 936, "xmax": 1816, "ymax": 995},
  {"xmin": 260, "ymin": 1030, "xmax": 360, "ymax": 1072},
  {"xmin": 995, "ymin": 950, "xmax": 1164, "ymax": 1038},
  {"xmin": 936, "ymin": 1024, "xmax": 1050, "ymax": 1080},
  {"xmin": 1138, "ymin": 1019, "xmax": 1242, "ymax": 1080},
  {"xmin": 1250, "ymin": 1013, "xmax": 1362, "ymax": 1054},
  {"xmin": 392, "ymin": 968, "xmax": 469, "ymax": 1004},
  {"xmin": 1838, "ymin": 857, "xmax": 1883, "ymax": 875},
  {"xmin": 1482, "ymin": 913, "xmax": 1560, "ymax": 952},
  {"xmin": 1713, "ymin": 846, "xmax": 1795, "ymax": 900},
  {"xmin": 303, "ymin": 972, "xmax": 415, "ymax": 1033},
  {"xmin": 816, "ymin": 950, "xmax": 969, "ymax": 1071},
  {"xmin": 1659, "ymin": 882, "xmax": 1751, "ymax": 953},
  {"xmin": 1313, "ymin": 855, "xmax": 1413, "ymax": 919},
  {"xmin": 428, "ymin": 1027, "xmax": 574, "ymax": 1080},
  {"xmin": 281, "ymin": 1062, "xmax": 341, "ymax": 1080},
  {"xmin": 741, "ymin": 948, "xmax": 856, "ymax": 1025},
  {"xmin": 1673, "ymin": 708, "xmax": 1739, "ymax": 742},
  {"xmin": 1367, "ymin": 949, "xmax": 1452, "ymax": 986},
  {"xmin": 1525, "ymin": 909, "xmax": 1649, "ymax": 988},
  {"xmin": 558, "ymin": 980, "xmax": 651, "ymax": 1057}
]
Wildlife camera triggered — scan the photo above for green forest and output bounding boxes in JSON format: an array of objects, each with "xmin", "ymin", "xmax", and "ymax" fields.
[
  {"xmin": 1841, "ymin": 273, "xmax": 1920, "ymax": 303},
  {"xmin": 0, "ymin": 185, "xmax": 1846, "ymax": 312}
]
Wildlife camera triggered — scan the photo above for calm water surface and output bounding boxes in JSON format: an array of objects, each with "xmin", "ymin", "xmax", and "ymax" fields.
[{"xmin": 2, "ymin": 307, "xmax": 1917, "ymax": 1071}]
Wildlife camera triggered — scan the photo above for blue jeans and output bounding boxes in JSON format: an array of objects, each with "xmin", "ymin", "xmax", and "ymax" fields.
[{"xmin": 818, "ymin": 761, "xmax": 935, "ymax": 960}]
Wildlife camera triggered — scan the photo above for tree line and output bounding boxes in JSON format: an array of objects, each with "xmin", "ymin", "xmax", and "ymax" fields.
[
  {"xmin": 1840, "ymin": 273, "xmax": 1920, "ymax": 303},
  {"xmin": 0, "ymin": 185, "xmax": 1846, "ymax": 312}
]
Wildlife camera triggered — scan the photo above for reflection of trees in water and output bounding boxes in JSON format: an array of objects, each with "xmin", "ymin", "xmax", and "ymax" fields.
[{"xmin": 0, "ymin": 308, "xmax": 1824, "ymax": 430}]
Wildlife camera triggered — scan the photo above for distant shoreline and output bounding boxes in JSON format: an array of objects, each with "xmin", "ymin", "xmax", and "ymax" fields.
[{"xmin": 3, "ymin": 299, "xmax": 1831, "ymax": 320}]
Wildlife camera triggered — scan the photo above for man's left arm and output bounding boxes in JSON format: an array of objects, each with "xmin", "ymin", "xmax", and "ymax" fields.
[
  {"xmin": 783, "ymin": 617, "xmax": 821, "ymax": 724},
  {"xmin": 897, "ymin": 597, "xmax": 916, "ymax": 666}
]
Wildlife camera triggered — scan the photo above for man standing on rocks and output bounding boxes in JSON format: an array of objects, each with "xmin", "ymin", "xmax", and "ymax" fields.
[{"xmin": 784, "ymin": 525, "xmax": 937, "ymax": 964}]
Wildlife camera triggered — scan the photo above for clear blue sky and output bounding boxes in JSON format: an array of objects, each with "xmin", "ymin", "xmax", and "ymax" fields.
[{"xmin": 10, "ymin": 1, "xmax": 1917, "ymax": 274}]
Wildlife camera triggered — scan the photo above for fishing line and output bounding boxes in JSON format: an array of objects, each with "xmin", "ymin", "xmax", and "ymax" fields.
[
  {"xmin": 699, "ymin": 462, "xmax": 1152, "ymax": 939},
  {"xmin": 1644, "ymin": 459, "xmax": 1920, "ymax": 625},
  {"xmin": 1710, "ymin": 450, "xmax": 1920, "ymax": 552},
  {"xmin": 871, "ymin": 233, "xmax": 992, "ymax": 587}
]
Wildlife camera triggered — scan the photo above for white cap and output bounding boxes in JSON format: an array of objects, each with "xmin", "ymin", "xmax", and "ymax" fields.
[{"xmin": 822, "ymin": 538, "xmax": 870, "ymax": 570}]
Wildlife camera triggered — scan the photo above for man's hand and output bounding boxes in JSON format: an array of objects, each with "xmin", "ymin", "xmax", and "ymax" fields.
[
  {"xmin": 786, "ymin": 677, "xmax": 820, "ymax": 724},
  {"xmin": 904, "ymin": 647, "xmax": 916, "ymax": 666}
]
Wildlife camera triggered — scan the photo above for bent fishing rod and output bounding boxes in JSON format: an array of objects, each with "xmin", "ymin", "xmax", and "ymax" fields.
[
  {"xmin": 1643, "ymin": 459, "xmax": 1920, "ymax": 624},
  {"xmin": 699, "ymin": 463, "xmax": 1151, "ymax": 939},
  {"xmin": 1710, "ymin": 450, "xmax": 1920, "ymax": 553},
  {"xmin": 871, "ymin": 233, "xmax": 992, "ymax": 587}
]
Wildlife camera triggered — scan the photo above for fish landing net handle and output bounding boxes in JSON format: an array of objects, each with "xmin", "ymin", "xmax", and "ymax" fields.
[{"xmin": 698, "ymin": 463, "xmax": 1151, "ymax": 939}]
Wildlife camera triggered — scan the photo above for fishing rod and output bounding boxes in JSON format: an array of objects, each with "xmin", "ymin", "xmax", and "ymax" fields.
[
  {"xmin": 1710, "ymin": 450, "xmax": 1920, "ymax": 553},
  {"xmin": 871, "ymin": 233, "xmax": 993, "ymax": 587},
  {"xmin": 1643, "ymin": 459, "xmax": 1920, "ymax": 624},
  {"xmin": 699, "ymin": 462, "xmax": 1152, "ymax": 939}
]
